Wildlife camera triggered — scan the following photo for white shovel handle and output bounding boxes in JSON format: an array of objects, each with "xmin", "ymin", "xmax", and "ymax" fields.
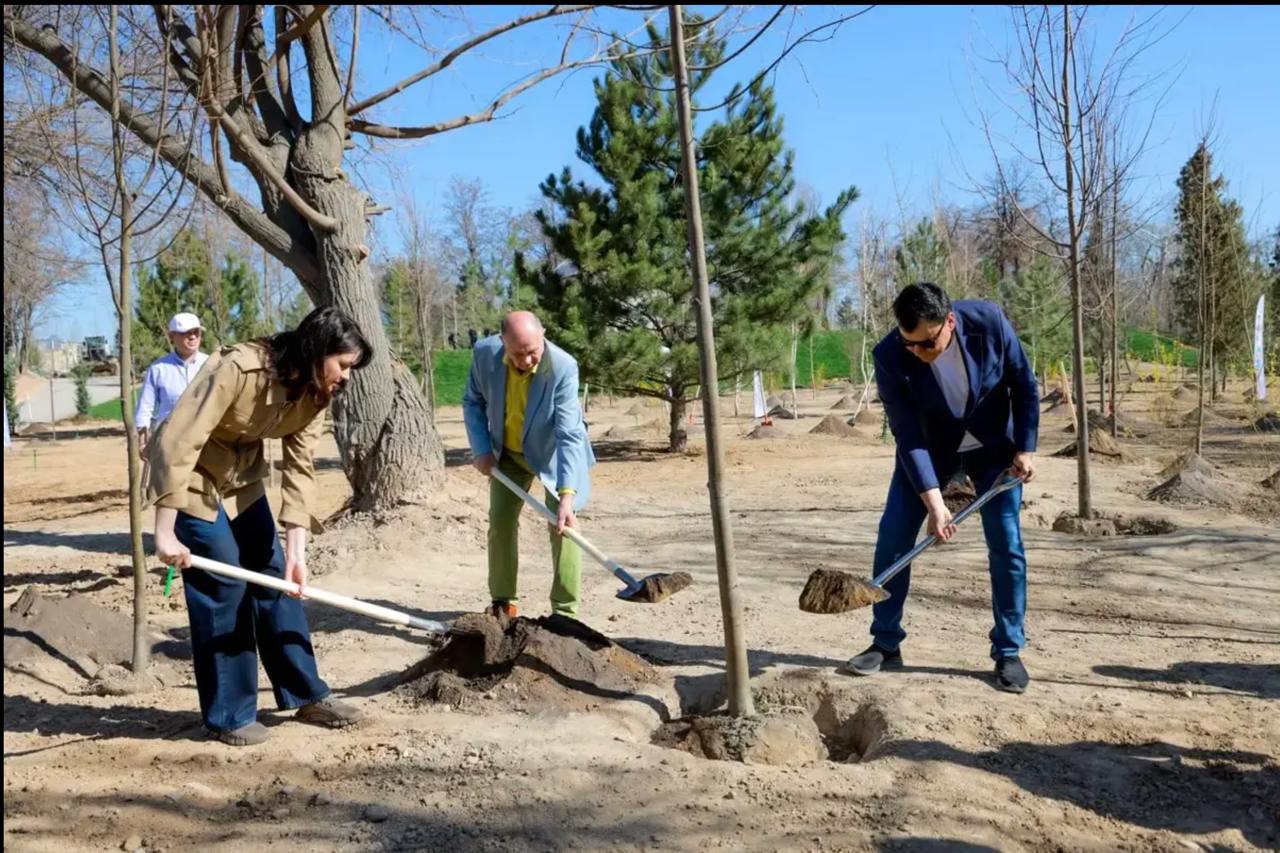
[{"xmin": 187, "ymin": 555, "xmax": 447, "ymax": 634}]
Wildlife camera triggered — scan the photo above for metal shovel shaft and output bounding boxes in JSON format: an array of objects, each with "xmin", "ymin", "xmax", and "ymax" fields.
[
  {"xmin": 489, "ymin": 467, "xmax": 643, "ymax": 591},
  {"xmin": 870, "ymin": 475, "xmax": 1023, "ymax": 590},
  {"xmin": 188, "ymin": 555, "xmax": 448, "ymax": 633}
]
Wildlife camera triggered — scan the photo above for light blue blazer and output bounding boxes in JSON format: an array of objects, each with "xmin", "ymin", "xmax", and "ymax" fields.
[{"xmin": 461, "ymin": 336, "xmax": 595, "ymax": 509}]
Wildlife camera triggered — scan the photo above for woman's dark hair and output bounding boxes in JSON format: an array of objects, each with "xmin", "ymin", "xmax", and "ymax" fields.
[
  {"xmin": 892, "ymin": 282, "xmax": 952, "ymax": 332},
  {"xmin": 262, "ymin": 306, "xmax": 372, "ymax": 401}
]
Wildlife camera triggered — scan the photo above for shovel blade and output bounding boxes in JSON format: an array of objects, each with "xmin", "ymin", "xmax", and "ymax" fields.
[{"xmin": 616, "ymin": 572, "xmax": 693, "ymax": 604}]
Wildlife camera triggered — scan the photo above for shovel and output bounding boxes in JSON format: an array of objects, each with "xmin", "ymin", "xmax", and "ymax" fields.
[
  {"xmin": 187, "ymin": 555, "xmax": 449, "ymax": 633},
  {"xmin": 490, "ymin": 467, "xmax": 691, "ymax": 603},
  {"xmin": 800, "ymin": 472, "xmax": 1024, "ymax": 613}
]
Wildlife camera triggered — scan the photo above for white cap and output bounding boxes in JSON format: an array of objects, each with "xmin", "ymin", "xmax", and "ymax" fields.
[{"xmin": 169, "ymin": 313, "xmax": 202, "ymax": 333}]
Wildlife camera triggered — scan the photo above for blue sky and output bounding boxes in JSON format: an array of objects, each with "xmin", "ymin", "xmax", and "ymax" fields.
[{"xmin": 39, "ymin": 5, "xmax": 1280, "ymax": 342}]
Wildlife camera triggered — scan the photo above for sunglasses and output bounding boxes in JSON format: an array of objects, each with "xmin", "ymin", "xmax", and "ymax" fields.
[{"xmin": 900, "ymin": 324, "xmax": 945, "ymax": 351}]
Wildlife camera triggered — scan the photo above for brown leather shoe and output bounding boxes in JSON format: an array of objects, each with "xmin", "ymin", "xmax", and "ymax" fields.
[{"xmin": 295, "ymin": 697, "xmax": 366, "ymax": 729}]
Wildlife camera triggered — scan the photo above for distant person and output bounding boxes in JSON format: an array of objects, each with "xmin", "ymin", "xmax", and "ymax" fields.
[
  {"xmin": 448, "ymin": 333, "xmax": 458, "ymax": 350},
  {"xmin": 483, "ymin": 327, "xmax": 494, "ymax": 339},
  {"xmin": 149, "ymin": 307, "xmax": 372, "ymax": 745},
  {"xmin": 468, "ymin": 328, "xmax": 479, "ymax": 348},
  {"xmin": 135, "ymin": 313, "xmax": 209, "ymax": 457},
  {"xmin": 462, "ymin": 312, "xmax": 595, "ymax": 619},
  {"xmin": 844, "ymin": 283, "xmax": 1039, "ymax": 694}
]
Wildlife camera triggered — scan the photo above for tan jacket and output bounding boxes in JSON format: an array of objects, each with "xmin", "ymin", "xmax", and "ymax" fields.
[{"xmin": 146, "ymin": 342, "xmax": 328, "ymax": 533}]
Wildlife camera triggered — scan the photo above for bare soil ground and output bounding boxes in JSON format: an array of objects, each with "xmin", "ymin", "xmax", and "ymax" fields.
[{"xmin": 4, "ymin": 369, "xmax": 1279, "ymax": 852}]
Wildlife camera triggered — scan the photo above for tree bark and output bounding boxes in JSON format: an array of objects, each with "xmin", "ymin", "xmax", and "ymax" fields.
[
  {"xmin": 668, "ymin": 390, "xmax": 688, "ymax": 453},
  {"xmin": 1062, "ymin": 7, "xmax": 1092, "ymax": 518}
]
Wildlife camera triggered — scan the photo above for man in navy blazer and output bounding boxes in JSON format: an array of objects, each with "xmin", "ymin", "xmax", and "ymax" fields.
[
  {"xmin": 463, "ymin": 311, "xmax": 595, "ymax": 619},
  {"xmin": 845, "ymin": 283, "xmax": 1039, "ymax": 693}
]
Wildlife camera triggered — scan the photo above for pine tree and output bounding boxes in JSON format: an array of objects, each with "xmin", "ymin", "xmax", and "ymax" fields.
[
  {"xmin": 520, "ymin": 20, "xmax": 855, "ymax": 450},
  {"xmin": 892, "ymin": 218, "xmax": 950, "ymax": 289}
]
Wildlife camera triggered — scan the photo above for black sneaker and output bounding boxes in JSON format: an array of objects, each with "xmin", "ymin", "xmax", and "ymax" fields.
[
  {"xmin": 994, "ymin": 656, "xmax": 1029, "ymax": 693},
  {"xmin": 840, "ymin": 644, "xmax": 903, "ymax": 677}
]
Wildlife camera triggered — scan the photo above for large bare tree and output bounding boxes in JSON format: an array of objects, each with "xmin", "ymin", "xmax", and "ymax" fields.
[{"xmin": 4, "ymin": 4, "xmax": 661, "ymax": 511}]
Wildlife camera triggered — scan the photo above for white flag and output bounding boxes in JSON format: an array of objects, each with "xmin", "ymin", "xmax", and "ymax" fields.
[
  {"xmin": 1255, "ymin": 295, "xmax": 1268, "ymax": 402},
  {"xmin": 752, "ymin": 370, "xmax": 767, "ymax": 419}
]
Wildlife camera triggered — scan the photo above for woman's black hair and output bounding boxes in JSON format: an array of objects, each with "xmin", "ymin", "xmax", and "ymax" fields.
[{"xmin": 262, "ymin": 306, "xmax": 372, "ymax": 401}]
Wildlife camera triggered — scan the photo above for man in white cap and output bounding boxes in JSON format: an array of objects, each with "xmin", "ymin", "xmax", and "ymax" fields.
[{"xmin": 135, "ymin": 312, "xmax": 209, "ymax": 456}]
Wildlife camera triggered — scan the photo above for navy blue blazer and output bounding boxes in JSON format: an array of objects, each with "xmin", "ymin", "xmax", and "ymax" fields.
[{"xmin": 872, "ymin": 300, "xmax": 1039, "ymax": 493}]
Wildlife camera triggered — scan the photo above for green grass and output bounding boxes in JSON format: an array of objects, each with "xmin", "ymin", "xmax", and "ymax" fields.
[
  {"xmin": 430, "ymin": 350, "xmax": 473, "ymax": 406},
  {"xmin": 88, "ymin": 387, "xmax": 137, "ymax": 421},
  {"xmin": 1126, "ymin": 328, "xmax": 1199, "ymax": 369}
]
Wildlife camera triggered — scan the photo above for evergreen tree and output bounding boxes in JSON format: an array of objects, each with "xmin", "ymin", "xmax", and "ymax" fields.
[
  {"xmin": 520, "ymin": 20, "xmax": 856, "ymax": 450},
  {"xmin": 1001, "ymin": 254, "xmax": 1071, "ymax": 376},
  {"xmin": 892, "ymin": 218, "xmax": 950, "ymax": 290},
  {"xmin": 1172, "ymin": 144, "xmax": 1256, "ymax": 374}
]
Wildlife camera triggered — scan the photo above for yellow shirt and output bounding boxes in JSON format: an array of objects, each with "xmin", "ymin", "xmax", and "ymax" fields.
[
  {"xmin": 501, "ymin": 355, "xmax": 574, "ymax": 496},
  {"xmin": 503, "ymin": 356, "xmax": 537, "ymax": 454}
]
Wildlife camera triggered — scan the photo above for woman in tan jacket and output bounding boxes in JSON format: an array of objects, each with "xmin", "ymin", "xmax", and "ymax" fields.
[{"xmin": 150, "ymin": 306, "xmax": 370, "ymax": 746}]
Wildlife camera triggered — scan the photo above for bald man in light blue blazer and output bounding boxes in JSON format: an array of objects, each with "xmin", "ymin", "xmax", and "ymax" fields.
[{"xmin": 462, "ymin": 312, "xmax": 595, "ymax": 618}]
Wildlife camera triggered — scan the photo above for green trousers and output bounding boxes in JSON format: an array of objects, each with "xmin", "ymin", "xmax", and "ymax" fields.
[{"xmin": 489, "ymin": 451, "xmax": 582, "ymax": 616}]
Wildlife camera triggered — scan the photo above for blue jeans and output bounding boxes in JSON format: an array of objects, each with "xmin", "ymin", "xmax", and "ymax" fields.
[
  {"xmin": 869, "ymin": 455, "xmax": 1027, "ymax": 660},
  {"xmin": 175, "ymin": 497, "xmax": 329, "ymax": 731}
]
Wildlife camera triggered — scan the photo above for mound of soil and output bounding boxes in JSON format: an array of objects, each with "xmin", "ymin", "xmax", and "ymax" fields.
[
  {"xmin": 1053, "ymin": 427, "xmax": 1128, "ymax": 461},
  {"xmin": 847, "ymin": 409, "xmax": 879, "ymax": 427},
  {"xmin": 1157, "ymin": 451, "xmax": 1220, "ymax": 481},
  {"xmin": 3, "ymin": 588, "xmax": 176, "ymax": 692},
  {"xmin": 1147, "ymin": 454, "xmax": 1237, "ymax": 508},
  {"xmin": 399, "ymin": 613, "xmax": 659, "ymax": 713},
  {"xmin": 941, "ymin": 473, "xmax": 977, "ymax": 513},
  {"xmin": 5, "ymin": 587, "xmax": 135, "ymax": 672},
  {"xmin": 1255, "ymin": 412, "xmax": 1280, "ymax": 433},
  {"xmin": 603, "ymin": 419, "xmax": 666, "ymax": 440},
  {"xmin": 1052, "ymin": 512, "xmax": 1178, "ymax": 537},
  {"xmin": 830, "ymin": 395, "xmax": 858, "ymax": 410},
  {"xmin": 765, "ymin": 396, "xmax": 783, "ymax": 409},
  {"xmin": 809, "ymin": 415, "xmax": 860, "ymax": 438},
  {"xmin": 1064, "ymin": 409, "xmax": 1144, "ymax": 437},
  {"xmin": 1172, "ymin": 384, "xmax": 1200, "ymax": 400},
  {"xmin": 748, "ymin": 423, "xmax": 784, "ymax": 440},
  {"xmin": 768, "ymin": 405, "xmax": 799, "ymax": 420},
  {"xmin": 1180, "ymin": 407, "xmax": 1231, "ymax": 427},
  {"xmin": 798, "ymin": 569, "xmax": 886, "ymax": 613}
]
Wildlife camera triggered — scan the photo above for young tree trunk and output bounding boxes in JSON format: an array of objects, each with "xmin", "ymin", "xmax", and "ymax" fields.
[
  {"xmin": 1062, "ymin": 10, "xmax": 1092, "ymax": 518},
  {"xmin": 1109, "ymin": 164, "xmax": 1120, "ymax": 437}
]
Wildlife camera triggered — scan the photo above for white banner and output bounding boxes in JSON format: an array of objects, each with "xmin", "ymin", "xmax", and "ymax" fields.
[
  {"xmin": 1255, "ymin": 295, "xmax": 1267, "ymax": 402},
  {"xmin": 752, "ymin": 370, "xmax": 767, "ymax": 419}
]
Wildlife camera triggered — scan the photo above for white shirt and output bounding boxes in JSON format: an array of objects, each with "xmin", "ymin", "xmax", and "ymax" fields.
[
  {"xmin": 135, "ymin": 350, "xmax": 209, "ymax": 430},
  {"xmin": 929, "ymin": 335, "xmax": 983, "ymax": 452}
]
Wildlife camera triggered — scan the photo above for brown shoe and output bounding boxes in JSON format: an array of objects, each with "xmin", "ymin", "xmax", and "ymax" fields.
[
  {"xmin": 212, "ymin": 721, "xmax": 270, "ymax": 746},
  {"xmin": 295, "ymin": 697, "xmax": 366, "ymax": 729}
]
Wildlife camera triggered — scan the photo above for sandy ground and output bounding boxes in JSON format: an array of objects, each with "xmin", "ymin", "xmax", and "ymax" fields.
[{"xmin": 3, "ymin": 369, "xmax": 1279, "ymax": 853}]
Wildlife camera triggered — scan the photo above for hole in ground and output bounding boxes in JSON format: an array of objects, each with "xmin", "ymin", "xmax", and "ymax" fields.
[
  {"xmin": 652, "ymin": 675, "xmax": 891, "ymax": 766},
  {"xmin": 1052, "ymin": 511, "xmax": 1177, "ymax": 537}
]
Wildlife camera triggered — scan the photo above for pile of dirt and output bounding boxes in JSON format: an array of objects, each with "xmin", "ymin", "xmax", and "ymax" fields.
[
  {"xmin": 1180, "ymin": 407, "xmax": 1232, "ymax": 427},
  {"xmin": 941, "ymin": 473, "xmax": 976, "ymax": 513},
  {"xmin": 1172, "ymin": 384, "xmax": 1200, "ymax": 401},
  {"xmin": 809, "ymin": 415, "xmax": 860, "ymax": 438},
  {"xmin": 829, "ymin": 395, "xmax": 859, "ymax": 410},
  {"xmin": 1255, "ymin": 412, "xmax": 1280, "ymax": 433},
  {"xmin": 798, "ymin": 569, "xmax": 886, "ymax": 613},
  {"xmin": 602, "ymin": 419, "xmax": 666, "ymax": 440},
  {"xmin": 768, "ymin": 405, "xmax": 799, "ymax": 420},
  {"xmin": 398, "ymin": 613, "xmax": 659, "ymax": 713},
  {"xmin": 1262, "ymin": 469, "xmax": 1280, "ymax": 491},
  {"xmin": 1064, "ymin": 409, "xmax": 1144, "ymax": 437},
  {"xmin": 847, "ymin": 409, "xmax": 879, "ymax": 427},
  {"xmin": 1053, "ymin": 427, "xmax": 1128, "ymax": 462},
  {"xmin": 3, "ymin": 587, "xmax": 172, "ymax": 692},
  {"xmin": 1147, "ymin": 453, "xmax": 1238, "ymax": 508},
  {"xmin": 747, "ymin": 423, "xmax": 784, "ymax": 440},
  {"xmin": 1052, "ymin": 511, "xmax": 1178, "ymax": 537}
]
